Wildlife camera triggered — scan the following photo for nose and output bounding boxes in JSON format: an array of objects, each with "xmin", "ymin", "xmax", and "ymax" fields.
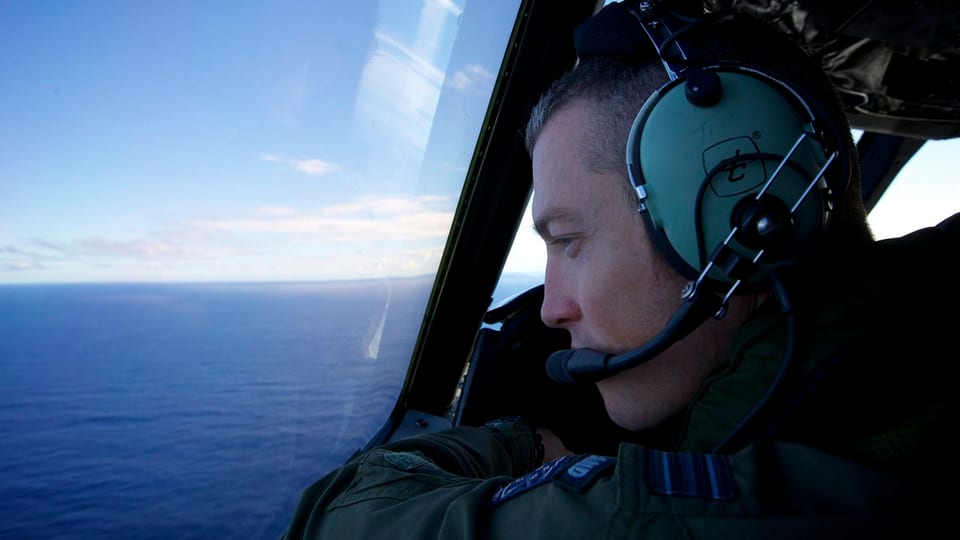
[{"xmin": 540, "ymin": 264, "xmax": 581, "ymax": 329}]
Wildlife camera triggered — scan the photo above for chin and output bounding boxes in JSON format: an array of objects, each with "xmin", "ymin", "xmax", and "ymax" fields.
[
  {"xmin": 596, "ymin": 375, "xmax": 643, "ymax": 431},
  {"xmin": 595, "ymin": 366, "xmax": 678, "ymax": 432}
]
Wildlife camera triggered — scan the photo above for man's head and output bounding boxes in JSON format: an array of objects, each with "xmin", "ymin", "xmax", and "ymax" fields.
[{"xmin": 525, "ymin": 7, "xmax": 869, "ymax": 431}]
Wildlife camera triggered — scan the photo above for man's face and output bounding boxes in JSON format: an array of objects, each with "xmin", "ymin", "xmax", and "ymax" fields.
[{"xmin": 531, "ymin": 99, "xmax": 747, "ymax": 431}]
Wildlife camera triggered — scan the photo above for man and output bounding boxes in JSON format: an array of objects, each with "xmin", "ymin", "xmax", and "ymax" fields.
[{"xmin": 282, "ymin": 2, "xmax": 956, "ymax": 538}]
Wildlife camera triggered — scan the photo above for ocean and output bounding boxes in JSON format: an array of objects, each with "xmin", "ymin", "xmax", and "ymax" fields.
[{"xmin": 0, "ymin": 279, "xmax": 445, "ymax": 539}]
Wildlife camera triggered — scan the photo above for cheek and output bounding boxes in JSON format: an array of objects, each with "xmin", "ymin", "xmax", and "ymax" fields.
[
  {"xmin": 576, "ymin": 269, "xmax": 650, "ymax": 351},
  {"xmin": 583, "ymin": 249, "xmax": 672, "ymax": 349}
]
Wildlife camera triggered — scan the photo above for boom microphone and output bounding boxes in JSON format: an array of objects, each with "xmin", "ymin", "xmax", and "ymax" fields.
[{"xmin": 546, "ymin": 285, "xmax": 724, "ymax": 384}]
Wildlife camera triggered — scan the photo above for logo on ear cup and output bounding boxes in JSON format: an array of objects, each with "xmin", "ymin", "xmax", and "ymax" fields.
[{"xmin": 703, "ymin": 138, "xmax": 765, "ymax": 196}]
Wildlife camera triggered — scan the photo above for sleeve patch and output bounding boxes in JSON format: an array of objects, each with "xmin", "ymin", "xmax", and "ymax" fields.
[
  {"xmin": 490, "ymin": 455, "xmax": 576, "ymax": 507},
  {"xmin": 647, "ymin": 449, "xmax": 737, "ymax": 500},
  {"xmin": 554, "ymin": 454, "xmax": 617, "ymax": 493}
]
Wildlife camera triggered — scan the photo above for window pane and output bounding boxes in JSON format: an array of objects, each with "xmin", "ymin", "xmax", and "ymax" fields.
[
  {"xmin": 868, "ymin": 137, "xmax": 960, "ymax": 240},
  {"xmin": 495, "ymin": 198, "xmax": 546, "ymax": 306},
  {"xmin": 0, "ymin": 1, "xmax": 520, "ymax": 537}
]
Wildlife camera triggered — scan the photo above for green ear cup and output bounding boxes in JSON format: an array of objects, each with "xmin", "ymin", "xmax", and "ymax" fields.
[{"xmin": 626, "ymin": 69, "xmax": 830, "ymax": 287}]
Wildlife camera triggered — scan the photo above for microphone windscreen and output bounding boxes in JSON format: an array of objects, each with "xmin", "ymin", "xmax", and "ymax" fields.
[
  {"xmin": 546, "ymin": 349, "xmax": 579, "ymax": 384},
  {"xmin": 546, "ymin": 348, "xmax": 615, "ymax": 384}
]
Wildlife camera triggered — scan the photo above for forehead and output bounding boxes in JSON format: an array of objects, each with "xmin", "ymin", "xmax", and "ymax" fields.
[
  {"xmin": 531, "ymin": 101, "xmax": 624, "ymax": 229},
  {"xmin": 531, "ymin": 103, "xmax": 593, "ymax": 204}
]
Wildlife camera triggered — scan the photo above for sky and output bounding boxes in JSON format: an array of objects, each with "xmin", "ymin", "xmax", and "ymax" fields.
[
  {"xmin": 0, "ymin": 0, "xmax": 513, "ymax": 284},
  {"xmin": 862, "ymin": 137, "xmax": 960, "ymax": 239},
  {"xmin": 2, "ymin": 1, "xmax": 958, "ymax": 285}
]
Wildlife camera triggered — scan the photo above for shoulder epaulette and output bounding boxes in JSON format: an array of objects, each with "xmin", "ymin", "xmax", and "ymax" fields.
[{"xmin": 647, "ymin": 449, "xmax": 737, "ymax": 500}]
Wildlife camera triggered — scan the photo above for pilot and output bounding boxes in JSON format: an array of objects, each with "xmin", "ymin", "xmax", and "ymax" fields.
[{"xmin": 282, "ymin": 1, "xmax": 957, "ymax": 538}]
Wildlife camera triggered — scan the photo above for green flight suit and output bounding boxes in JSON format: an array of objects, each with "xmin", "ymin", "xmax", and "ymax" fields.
[
  {"xmin": 282, "ymin": 216, "xmax": 959, "ymax": 538},
  {"xmin": 281, "ymin": 419, "xmax": 943, "ymax": 539}
]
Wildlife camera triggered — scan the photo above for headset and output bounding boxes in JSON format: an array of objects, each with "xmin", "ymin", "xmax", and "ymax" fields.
[{"xmin": 545, "ymin": 0, "xmax": 852, "ymax": 389}]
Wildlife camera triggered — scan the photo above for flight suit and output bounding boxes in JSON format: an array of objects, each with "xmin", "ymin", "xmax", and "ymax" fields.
[{"xmin": 281, "ymin": 418, "xmax": 943, "ymax": 539}]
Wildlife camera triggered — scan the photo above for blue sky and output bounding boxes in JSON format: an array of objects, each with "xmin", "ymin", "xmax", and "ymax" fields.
[
  {"xmin": 2, "ymin": 1, "xmax": 957, "ymax": 284},
  {"xmin": 1, "ymin": 0, "xmax": 513, "ymax": 283}
]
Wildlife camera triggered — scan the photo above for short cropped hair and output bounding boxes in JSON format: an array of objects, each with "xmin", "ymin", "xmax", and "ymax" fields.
[{"xmin": 525, "ymin": 12, "xmax": 872, "ymax": 250}]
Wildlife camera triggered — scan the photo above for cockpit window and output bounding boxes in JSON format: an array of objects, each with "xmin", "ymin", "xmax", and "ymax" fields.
[
  {"xmin": 868, "ymin": 137, "xmax": 960, "ymax": 239},
  {"xmin": 0, "ymin": 1, "xmax": 520, "ymax": 537}
]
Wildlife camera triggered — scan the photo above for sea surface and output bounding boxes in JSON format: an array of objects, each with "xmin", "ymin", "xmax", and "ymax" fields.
[{"xmin": 0, "ymin": 279, "xmax": 450, "ymax": 540}]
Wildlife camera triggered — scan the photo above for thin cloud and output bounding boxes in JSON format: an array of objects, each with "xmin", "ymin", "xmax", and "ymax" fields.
[
  {"xmin": 29, "ymin": 239, "xmax": 69, "ymax": 255},
  {"xmin": 1, "ymin": 245, "xmax": 34, "ymax": 256},
  {"xmin": 24, "ymin": 233, "xmax": 231, "ymax": 261},
  {"xmin": 190, "ymin": 195, "xmax": 454, "ymax": 244},
  {"xmin": 1, "ymin": 236, "xmax": 206, "ymax": 276},
  {"xmin": 74, "ymin": 238, "xmax": 190, "ymax": 258},
  {"xmin": 1, "ymin": 260, "xmax": 43, "ymax": 272},
  {"xmin": 259, "ymin": 154, "xmax": 340, "ymax": 176},
  {"xmin": 2, "ymin": 195, "xmax": 454, "ymax": 281},
  {"xmin": 323, "ymin": 195, "xmax": 448, "ymax": 217},
  {"xmin": 256, "ymin": 205, "xmax": 298, "ymax": 217},
  {"xmin": 296, "ymin": 159, "xmax": 339, "ymax": 175},
  {"xmin": 1, "ymin": 243, "xmax": 60, "ymax": 273},
  {"xmin": 288, "ymin": 245, "xmax": 446, "ymax": 281}
]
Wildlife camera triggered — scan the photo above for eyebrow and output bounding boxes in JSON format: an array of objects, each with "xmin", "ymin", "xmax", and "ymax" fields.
[{"xmin": 533, "ymin": 208, "xmax": 581, "ymax": 240}]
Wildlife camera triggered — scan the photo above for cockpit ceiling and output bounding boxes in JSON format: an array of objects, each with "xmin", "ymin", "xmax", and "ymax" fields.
[{"xmin": 708, "ymin": 0, "xmax": 960, "ymax": 139}]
